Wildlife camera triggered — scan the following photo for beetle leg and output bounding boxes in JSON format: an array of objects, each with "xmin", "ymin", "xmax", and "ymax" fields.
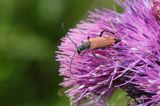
[
  {"xmin": 99, "ymin": 30, "xmax": 105, "ymax": 37},
  {"xmin": 80, "ymin": 51, "xmax": 85, "ymax": 55},
  {"xmin": 101, "ymin": 47, "xmax": 106, "ymax": 50},
  {"xmin": 87, "ymin": 36, "xmax": 90, "ymax": 40},
  {"xmin": 91, "ymin": 50, "xmax": 97, "ymax": 58},
  {"xmin": 99, "ymin": 30, "xmax": 115, "ymax": 37}
]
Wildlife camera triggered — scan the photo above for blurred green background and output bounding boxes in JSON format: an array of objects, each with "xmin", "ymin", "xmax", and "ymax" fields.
[{"xmin": 0, "ymin": 0, "xmax": 127, "ymax": 106}]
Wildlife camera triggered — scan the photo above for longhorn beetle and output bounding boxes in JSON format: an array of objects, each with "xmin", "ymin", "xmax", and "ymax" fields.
[{"xmin": 62, "ymin": 24, "xmax": 121, "ymax": 74}]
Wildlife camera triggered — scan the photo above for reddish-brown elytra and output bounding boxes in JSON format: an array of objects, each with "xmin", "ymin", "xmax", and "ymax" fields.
[
  {"xmin": 76, "ymin": 30, "xmax": 121, "ymax": 54},
  {"xmin": 62, "ymin": 24, "xmax": 121, "ymax": 74}
]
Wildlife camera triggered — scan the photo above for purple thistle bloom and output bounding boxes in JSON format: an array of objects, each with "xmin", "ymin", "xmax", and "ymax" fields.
[
  {"xmin": 56, "ymin": 0, "xmax": 160, "ymax": 105},
  {"xmin": 117, "ymin": 0, "xmax": 160, "ymax": 105}
]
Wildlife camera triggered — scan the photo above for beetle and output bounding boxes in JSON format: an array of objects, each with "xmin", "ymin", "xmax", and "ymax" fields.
[
  {"xmin": 76, "ymin": 30, "xmax": 121, "ymax": 54},
  {"xmin": 65, "ymin": 29, "xmax": 121, "ymax": 74},
  {"xmin": 68, "ymin": 30, "xmax": 121, "ymax": 55},
  {"xmin": 62, "ymin": 24, "xmax": 121, "ymax": 74}
]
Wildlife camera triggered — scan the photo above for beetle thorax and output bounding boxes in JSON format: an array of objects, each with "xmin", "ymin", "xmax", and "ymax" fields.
[{"xmin": 77, "ymin": 41, "xmax": 90, "ymax": 54}]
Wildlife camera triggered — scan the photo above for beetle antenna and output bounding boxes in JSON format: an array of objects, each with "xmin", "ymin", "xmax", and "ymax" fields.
[
  {"xmin": 62, "ymin": 23, "xmax": 79, "ymax": 50},
  {"xmin": 62, "ymin": 24, "xmax": 78, "ymax": 74},
  {"xmin": 69, "ymin": 51, "xmax": 77, "ymax": 74}
]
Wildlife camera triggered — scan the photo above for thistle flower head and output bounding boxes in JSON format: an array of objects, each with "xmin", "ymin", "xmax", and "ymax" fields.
[
  {"xmin": 56, "ymin": 0, "xmax": 160, "ymax": 105},
  {"xmin": 118, "ymin": 0, "xmax": 160, "ymax": 105},
  {"xmin": 57, "ymin": 8, "xmax": 125, "ymax": 105}
]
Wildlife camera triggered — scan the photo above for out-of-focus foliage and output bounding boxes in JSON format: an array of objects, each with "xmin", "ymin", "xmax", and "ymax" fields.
[{"xmin": 0, "ymin": 0, "xmax": 126, "ymax": 106}]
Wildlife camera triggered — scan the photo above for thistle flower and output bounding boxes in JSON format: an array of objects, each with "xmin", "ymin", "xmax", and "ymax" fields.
[
  {"xmin": 57, "ymin": 8, "xmax": 125, "ymax": 105},
  {"xmin": 117, "ymin": 0, "xmax": 160, "ymax": 105},
  {"xmin": 56, "ymin": 0, "xmax": 160, "ymax": 106}
]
